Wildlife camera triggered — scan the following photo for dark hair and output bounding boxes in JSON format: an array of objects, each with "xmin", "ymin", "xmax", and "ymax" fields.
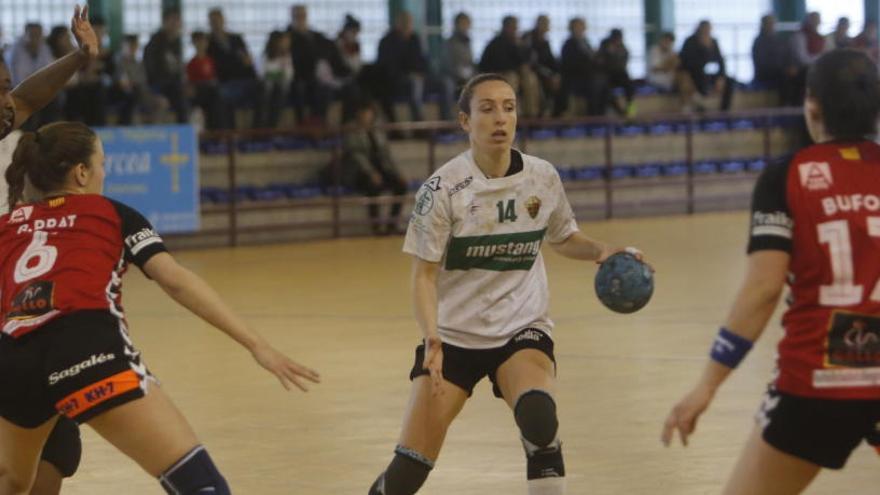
[
  {"xmin": 5, "ymin": 122, "xmax": 97, "ymax": 207},
  {"xmin": 502, "ymin": 15, "xmax": 517, "ymax": 29},
  {"xmin": 191, "ymin": 31, "xmax": 207, "ymax": 43},
  {"xmin": 807, "ymin": 49, "xmax": 880, "ymax": 139},
  {"xmin": 91, "ymin": 15, "xmax": 106, "ymax": 27},
  {"xmin": 660, "ymin": 31, "xmax": 675, "ymax": 41},
  {"xmin": 264, "ymin": 30, "xmax": 287, "ymax": 58},
  {"xmin": 454, "ymin": 12, "xmax": 470, "ymax": 26},
  {"xmin": 610, "ymin": 28, "xmax": 623, "ymax": 40},
  {"xmin": 47, "ymin": 26, "xmax": 72, "ymax": 59},
  {"xmin": 123, "ymin": 34, "xmax": 139, "ymax": 45},
  {"xmin": 342, "ymin": 14, "xmax": 361, "ymax": 32},
  {"xmin": 24, "ymin": 22, "xmax": 42, "ymax": 32},
  {"xmin": 568, "ymin": 17, "xmax": 585, "ymax": 31},
  {"xmin": 162, "ymin": 7, "xmax": 180, "ymax": 21},
  {"xmin": 457, "ymin": 73, "xmax": 513, "ymax": 115}
]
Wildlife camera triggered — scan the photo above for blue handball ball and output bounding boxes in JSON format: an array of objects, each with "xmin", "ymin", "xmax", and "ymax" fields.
[{"xmin": 594, "ymin": 252, "xmax": 654, "ymax": 314}]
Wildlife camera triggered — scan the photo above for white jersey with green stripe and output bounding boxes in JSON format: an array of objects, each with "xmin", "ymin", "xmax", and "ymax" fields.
[{"xmin": 403, "ymin": 149, "xmax": 579, "ymax": 349}]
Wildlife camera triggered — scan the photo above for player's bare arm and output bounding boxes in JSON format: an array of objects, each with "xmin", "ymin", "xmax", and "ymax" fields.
[
  {"xmin": 411, "ymin": 257, "xmax": 443, "ymax": 395},
  {"xmin": 143, "ymin": 252, "xmax": 321, "ymax": 392},
  {"xmin": 10, "ymin": 5, "xmax": 98, "ymax": 127},
  {"xmin": 662, "ymin": 250, "xmax": 789, "ymax": 446}
]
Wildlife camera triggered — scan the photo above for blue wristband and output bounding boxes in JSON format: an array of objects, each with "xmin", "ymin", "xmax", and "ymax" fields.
[{"xmin": 709, "ymin": 327, "xmax": 753, "ymax": 369}]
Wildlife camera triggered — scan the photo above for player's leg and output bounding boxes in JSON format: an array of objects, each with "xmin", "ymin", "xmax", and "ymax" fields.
[
  {"xmin": 368, "ymin": 375, "xmax": 469, "ymax": 495},
  {"xmin": 0, "ymin": 416, "xmax": 58, "ymax": 495},
  {"xmin": 494, "ymin": 334, "xmax": 564, "ymax": 495},
  {"xmin": 84, "ymin": 383, "xmax": 230, "ymax": 494},
  {"xmin": 28, "ymin": 463, "xmax": 62, "ymax": 495},
  {"xmin": 30, "ymin": 416, "xmax": 82, "ymax": 495},
  {"xmin": 721, "ymin": 428, "xmax": 819, "ymax": 495}
]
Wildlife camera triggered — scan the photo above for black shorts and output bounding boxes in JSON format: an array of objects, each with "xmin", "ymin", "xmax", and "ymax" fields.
[
  {"xmin": 757, "ymin": 387, "xmax": 880, "ymax": 469},
  {"xmin": 0, "ymin": 310, "xmax": 151, "ymax": 428},
  {"xmin": 40, "ymin": 416, "xmax": 82, "ymax": 478},
  {"xmin": 409, "ymin": 328, "xmax": 555, "ymax": 398}
]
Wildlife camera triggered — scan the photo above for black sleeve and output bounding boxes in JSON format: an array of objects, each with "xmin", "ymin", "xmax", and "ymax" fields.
[
  {"xmin": 747, "ymin": 157, "xmax": 793, "ymax": 254},
  {"xmin": 109, "ymin": 199, "xmax": 169, "ymax": 269}
]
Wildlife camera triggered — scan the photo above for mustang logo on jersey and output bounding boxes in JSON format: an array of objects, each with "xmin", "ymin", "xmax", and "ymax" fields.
[
  {"xmin": 8, "ymin": 281, "xmax": 55, "ymax": 320},
  {"xmin": 445, "ymin": 229, "xmax": 547, "ymax": 271},
  {"xmin": 125, "ymin": 228, "xmax": 163, "ymax": 256},
  {"xmin": 525, "ymin": 196, "xmax": 542, "ymax": 219}
]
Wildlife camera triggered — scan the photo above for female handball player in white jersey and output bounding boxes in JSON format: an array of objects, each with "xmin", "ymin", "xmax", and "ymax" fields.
[
  {"xmin": 368, "ymin": 73, "xmax": 647, "ymax": 495},
  {"xmin": 0, "ymin": 121, "xmax": 320, "ymax": 494},
  {"xmin": 663, "ymin": 49, "xmax": 880, "ymax": 494}
]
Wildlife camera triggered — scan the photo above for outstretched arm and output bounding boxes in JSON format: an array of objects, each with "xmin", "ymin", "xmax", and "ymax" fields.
[
  {"xmin": 10, "ymin": 5, "xmax": 98, "ymax": 127},
  {"xmin": 548, "ymin": 231, "xmax": 611, "ymax": 261},
  {"xmin": 661, "ymin": 249, "xmax": 789, "ymax": 446},
  {"xmin": 143, "ymin": 252, "xmax": 321, "ymax": 391}
]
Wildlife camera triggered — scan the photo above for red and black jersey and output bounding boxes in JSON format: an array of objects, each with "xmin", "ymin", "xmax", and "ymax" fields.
[
  {"xmin": 0, "ymin": 194, "xmax": 167, "ymax": 338},
  {"xmin": 749, "ymin": 140, "xmax": 880, "ymax": 399}
]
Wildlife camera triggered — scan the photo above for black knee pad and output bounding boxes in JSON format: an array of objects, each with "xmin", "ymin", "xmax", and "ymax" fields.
[
  {"xmin": 514, "ymin": 389, "xmax": 559, "ymax": 448},
  {"xmin": 158, "ymin": 446, "xmax": 230, "ymax": 495},
  {"xmin": 368, "ymin": 445, "xmax": 433, "ymax": 495},
  {"xmin": 40, "ymin": 416, "xmax": 82, "ymax": 478}
]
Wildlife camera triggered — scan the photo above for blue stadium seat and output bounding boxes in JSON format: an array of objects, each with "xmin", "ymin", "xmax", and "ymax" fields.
[
  {"xmin": 572, "ymin": 166, "xmax": 604, "ymax": 181},
  {"xmin": 559, "ymin": 126, "xmax": 589, "ymax": 139},
  {"xmin": 273, "ymin": 136, "xmax": 312, "ymax": 151},
  {"xmin": 662, "ymin": 163, "xmax": 689, "ymax": 176},
  {"xmin": 528, "ymin": 127, "xmax": 557, "ymax": 140},
  {"xmin": 610, "ymin": 165, "xmax": 634, "ymax": 179},
  {"xmin": 634, "ymin": 164, "xmax": 661, "ymax": 177},
  {"xmin": 700, "ymin": 120, "xmax": 729, "ymax": 133},
  {"xmin": 694, "ymin": 161, "xmax": 718, "ymax": 174},
  {"xmin": 720, "ymin": 160, "xmax": 746, "ymax": 173},
  {"xmin": 648, "ymin": 122, "xmax": 675, "ymax": 135},
  {"xmin": 747, "ymin": 158, "xmax": 768, "ymax": 172},
  {"xmin": 616, "ymin": 124, "xmax": 645, "ymax": 136}
]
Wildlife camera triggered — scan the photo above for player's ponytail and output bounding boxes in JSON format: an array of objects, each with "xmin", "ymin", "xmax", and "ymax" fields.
[
  {"xmin": 5, "ymin": 122, "xmax": 97, "ymax": 208},
  {"xmin": 5, "ymin": 132, "xmax": 37, "ymax": 208}
]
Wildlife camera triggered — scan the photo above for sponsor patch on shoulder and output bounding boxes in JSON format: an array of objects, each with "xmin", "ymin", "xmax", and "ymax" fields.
[
  {"xmin": 448, "ymin": 176, "xmax": 472, "ymax": 196},
  {"xmin": 798, "ymin": 161, "xmax": 833, "ymax": 191}
]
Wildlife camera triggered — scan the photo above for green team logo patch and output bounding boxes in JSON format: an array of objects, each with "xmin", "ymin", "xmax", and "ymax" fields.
[{"xmin": 445, "ymin": 229, "xmax": 547, "ymax": 271}]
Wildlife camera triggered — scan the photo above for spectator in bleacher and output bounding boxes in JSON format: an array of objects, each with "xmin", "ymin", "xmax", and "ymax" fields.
[
  {"xmin": 479, "ymin": 15, "xmax": 541, "ymax": 117},
  {"xmin": 186, "ymin": 31, "xmax": 224, "ymax": 130},
  {"xmin": 752, "ymin": 14, "xmax": 785, "ymax": 93},
  {"xmin": 853, "ymin": 21, "xmax": 879, "ymax": 62},
  {"xmin": 114, "ymin": 34, "xmax": 167, "ymax": 125},
  {"xmin": 648, "ymin": 32, "xmax": 699, "ymax": 112},
  {"xmin": 782, "ymin": 12, "xmax": 823, "ymax": 106},
  {"xmin": 521, "ymin": 15, "xmax": 560, "ymax": 117},
  {"xmin": 376, "ymin": 11, "xmax": 427, "ymax": 123},
  {"xmin": 9, "ymin": 23, "xmax": 51, "ymax": 86},
  {"xmin": 288, "ymin": 4, "xmax": 330, "ymax": 125},
  {"xmin": 680, "ymin": 20, "xmax": 734, "ymax": 111},
  {"xmin": 342, "ymin": 99, "xmax": 407, "ymax": 235},
  {"xmin": 143, "ymin": 7, "xmax": 189, "ymax": 123},
  {"xmin": 336, "ymin": 15, "xmax": 365, "ymax": 123},
  {"xmin": 554, "ymin": 16, "xmax": 606, "ymax": 116},
  {"xmin": 439, "ymin": 12, "xmax": 474, "ymax": 120},
  {"xmin": 260, "ymin": 31, "xmax": 293, "ymax": 127},
  {"xmin": 337, "ymin": 15, "xmax": 362, "ymax": 77},
  {"xmin": 261, "ymin": 31, "xmax": 294, "ymax": 128},
  {"xmin": 207, "ymin": 8, "xmax": 265, "ymax": 129},
  {"xmin": 825, "ymin": 17, "xmax": 852, "ymax": 50},
  {"xmin": 599, "ymin": 28, "xmax": 636, "ymax": 117},
  {"xmin": 65, "ymin": 18, "xmax": 109, "ymax": 125}
]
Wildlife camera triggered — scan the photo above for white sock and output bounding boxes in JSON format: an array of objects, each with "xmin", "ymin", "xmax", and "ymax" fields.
[{"xmin": 528, "ymin": 477, "xmax": 566, "ymax": 495}]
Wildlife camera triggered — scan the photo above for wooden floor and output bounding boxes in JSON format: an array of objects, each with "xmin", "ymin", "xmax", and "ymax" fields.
[{"xmin": 61, "ymin": 211, "xmax": 877, "ymax": 494}]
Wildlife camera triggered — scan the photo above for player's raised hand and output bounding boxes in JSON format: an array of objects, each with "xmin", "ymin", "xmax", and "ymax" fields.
[
  {"xmin": 661, "ymin": 383, "xmax": 714, "ymax": 447},
  {"xmin": 251, "ymin": 342, "xmax": 321, "ymax": 392},
  {"xmin": 422, "ymin": 335, "xmax": 445, "ymax": 397},
  {"xmin": 71, "ymin": 4, "xmax": 99, "ymax": 60}
]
